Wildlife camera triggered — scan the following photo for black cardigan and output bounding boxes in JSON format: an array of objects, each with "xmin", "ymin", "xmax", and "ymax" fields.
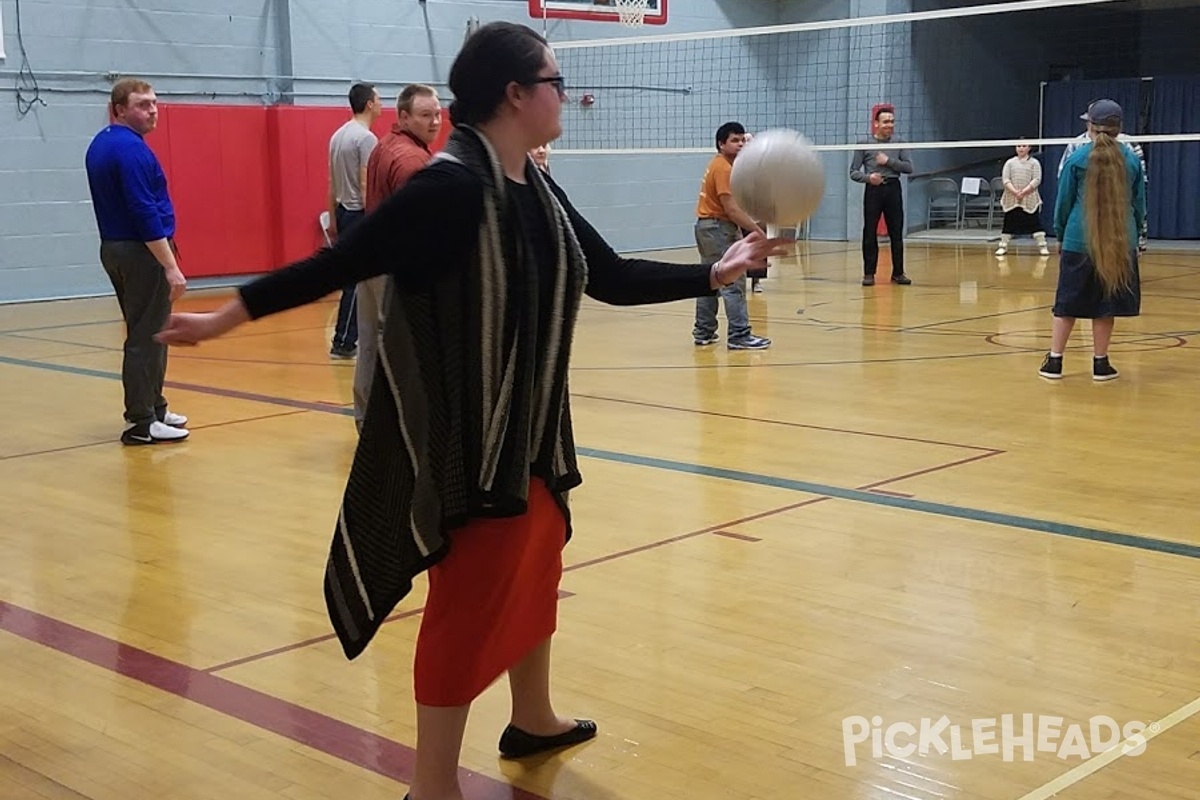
[
  {"xmin": 240, "ymin": 160, "xmax": 715, "ymax": 318},
  {"xmin": 234, "ymin": 155, "xmax": 719, "ymax": 660}
]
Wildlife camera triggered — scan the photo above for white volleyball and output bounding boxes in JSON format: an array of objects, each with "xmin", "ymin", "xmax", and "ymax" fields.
[{"xmin": 730, "ymin": 128, "xmax": 825, "ymax": 227}]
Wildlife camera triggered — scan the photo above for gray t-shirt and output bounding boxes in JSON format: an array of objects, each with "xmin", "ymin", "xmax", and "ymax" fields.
[
  {"xmin": 329, "ymin": 119, "xmax": 378, "ymax": 211},
  {"xmin": 849, "ymin": 137, "xmax": 914, "ymax": 183}
]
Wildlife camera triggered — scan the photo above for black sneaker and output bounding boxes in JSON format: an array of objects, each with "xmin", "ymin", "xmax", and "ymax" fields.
[
  {"xmin": 121, "ymin": 421, "xmax": 190, "ymax": 446},
  {"xmin": 1039, "ymin": 354, "xmax": 1063, "ymax": 380},
  {"xmin": 891, "ymin": 274, "xmax": 912, "ymax": 285},
  {"xmin": 330, "ymin": 346, "xmax": 357, "ymax": 360},
  {"xmin": 728, "ymin": 334, "xmax": 771, "ymax": 351},
  {"xmin": 1093, "ymin": 356, "xmax": 1119, "ymax": 382},
  {"xmin": 862, "ymin": 275, "xmax": 875, "ymax": 286}
]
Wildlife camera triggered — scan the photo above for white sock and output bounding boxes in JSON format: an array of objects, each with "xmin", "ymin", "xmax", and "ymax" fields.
[{"xmin": 1050, "ymin": 352, "xmax": 1063, "ymax": 358}]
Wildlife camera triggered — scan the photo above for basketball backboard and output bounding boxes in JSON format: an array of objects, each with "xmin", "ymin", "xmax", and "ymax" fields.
[{"xmin": 528, "ymin": 0, "xmax": 668, "ymax": 26}]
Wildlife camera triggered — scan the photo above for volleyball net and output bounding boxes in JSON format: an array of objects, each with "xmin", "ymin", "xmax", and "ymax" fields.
[{"xmin": 548, "ymin": 0, "xmax": 1200, "ymax": 158}]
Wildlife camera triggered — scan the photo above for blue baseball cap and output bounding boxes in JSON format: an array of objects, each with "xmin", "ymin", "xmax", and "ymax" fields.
[{"xmin": 1081, "ymin": 99, "xmax": 1123, "ymax": 126}]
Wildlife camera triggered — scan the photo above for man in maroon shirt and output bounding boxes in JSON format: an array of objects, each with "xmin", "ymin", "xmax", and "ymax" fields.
[{"xmin": 354, "ymin": 84, "xmax": 442, "ymax": 431}]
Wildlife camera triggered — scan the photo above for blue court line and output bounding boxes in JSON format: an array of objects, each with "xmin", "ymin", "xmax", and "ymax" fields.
[
  {"xmin": 0, "ymin": 354, "xmax": 354, "ymax": 415},
  {"xmin": 0, "ymin": 317, "xmax": 124, "ymax": 335},
  {"xmin": 0, "ymin": 355, "xmax": 124, "ymax": 382},
  {"xmin": 165, "ymin": 380, "xmax": 356, "ymax": 414},
  {"xmin": 574, "ymin": 448, "xmax": 1200, "ymax": 560},
  {"xmin": 3, "ymin": 352, "xmax": 1198, "ymax": 562}
]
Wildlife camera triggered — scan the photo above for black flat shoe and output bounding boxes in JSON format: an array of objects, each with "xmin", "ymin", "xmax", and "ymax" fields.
[{"xmin": 498, "ymin": 719, "xmax": 597, "ymax": 759}]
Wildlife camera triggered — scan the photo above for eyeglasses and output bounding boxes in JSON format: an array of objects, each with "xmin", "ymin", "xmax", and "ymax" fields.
[{"xmin": 527, "ymin": 75, "xmax": 567, "ymax": 95}]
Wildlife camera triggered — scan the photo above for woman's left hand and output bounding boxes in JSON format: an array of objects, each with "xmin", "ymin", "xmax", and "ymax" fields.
[{"xmin": 712, "ymin": 232, "xmax": 792, "ymax": 288}]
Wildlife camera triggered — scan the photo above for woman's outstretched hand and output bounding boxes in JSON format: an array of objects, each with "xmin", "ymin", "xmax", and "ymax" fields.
[{"xmin": 156, "ymin": 299, "xmax": 252, "ymax": 346}]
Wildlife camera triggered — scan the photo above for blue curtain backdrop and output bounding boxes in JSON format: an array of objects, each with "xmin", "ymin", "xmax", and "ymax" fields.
[
  {"xmin": 1147, "ymin": 76, "xmax": 1200, "ymax": 239},
  {"xmin": 1040, "ymin": 79, "xmax": 1143, "ymax": 235}
]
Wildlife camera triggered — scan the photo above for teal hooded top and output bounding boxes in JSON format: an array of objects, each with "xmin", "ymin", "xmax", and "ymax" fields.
[{"xmin": 1054, "ymin": 140, "xmax": 1146, "ymax": 254}]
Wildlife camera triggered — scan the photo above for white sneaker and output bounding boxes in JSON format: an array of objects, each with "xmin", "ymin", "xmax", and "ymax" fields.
[
  {"xmin": 995, "ymin": 246, "xmax": 1007, "ymax": 257},
  {"xmin": 1038, "ymin": 245, "xmax": 1050, "ymax": 256},
  {"xmin": 121, "ymin": 420, "xmax": 190, "ymax": 446},
  {"xmin": 161, "ymin": 410, "xmax": 188, "ymax": 427}
]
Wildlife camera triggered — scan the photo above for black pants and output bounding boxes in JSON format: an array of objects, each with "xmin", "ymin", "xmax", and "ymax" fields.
[
  {"xmin": 100, "ymin": 240, "xmax": 171, "ymax": 426},
  {"xmin": 862, "ymin": 181, "xmax": 905, "ymax": 277},
  {"xmin": 332, "ymin": 205, "xmax": 364, "ymax": 350}
]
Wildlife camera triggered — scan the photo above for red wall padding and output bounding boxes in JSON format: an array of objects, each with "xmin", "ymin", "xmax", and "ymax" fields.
[{"xmin": 145, "ymin": 104, "xmax": 452, "ymax": 278}]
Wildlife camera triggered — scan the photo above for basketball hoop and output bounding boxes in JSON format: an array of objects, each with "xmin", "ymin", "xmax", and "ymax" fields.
[{"xmin": 614, "ymin": 0, "xmax": 650, "ymax": 27}]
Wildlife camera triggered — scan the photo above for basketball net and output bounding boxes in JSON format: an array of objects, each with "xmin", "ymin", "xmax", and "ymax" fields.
[{"xmin": 614, "ymin": 0, "xmax": 650, "ymax": 27}]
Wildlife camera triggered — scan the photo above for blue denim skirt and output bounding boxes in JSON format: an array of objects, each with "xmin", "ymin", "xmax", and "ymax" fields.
[{"xmin": 1053, "ymin": 249, "xmax": 1140, "ymax": 318}]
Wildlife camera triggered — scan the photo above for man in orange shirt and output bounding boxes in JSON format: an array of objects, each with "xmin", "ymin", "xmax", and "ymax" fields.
[
  {"xmin": 353, "ymin": 83, "xmax": 442, "ymax": 431},
  {"xmin": 694, "ymin": 122, "xmax": 771, "ymax": 350}
]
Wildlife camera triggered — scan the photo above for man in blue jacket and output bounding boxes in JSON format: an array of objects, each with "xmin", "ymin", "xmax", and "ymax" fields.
[{"xmin": 85, "ymin": 78, "xmax": 189, "ymax": 445}]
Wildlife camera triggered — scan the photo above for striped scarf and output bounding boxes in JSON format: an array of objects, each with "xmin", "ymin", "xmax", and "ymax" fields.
[{"xmin": 323, "ymin": 126, "xmax": 588, "ymax": 659}]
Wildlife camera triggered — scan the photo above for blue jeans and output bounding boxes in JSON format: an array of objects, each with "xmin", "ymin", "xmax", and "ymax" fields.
[
  {"xmin": 332, "ymin": 206, "xmax": 363, "ymax": 350},
  {"xmin": 693, "ymin": 218, "xmax": 750, "ymax": 341}
]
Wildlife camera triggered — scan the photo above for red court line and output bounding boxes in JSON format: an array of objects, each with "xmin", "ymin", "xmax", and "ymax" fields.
[
  {"xmin": 564, "ymin": 495, "xmax": 832, "ymax": 573},
  {"xmin": 857, "ymin": 449, "xmax": 1004, "ymax": 492},
  {"xmin": 565, "ymin": 450, "xmax": 1005, "ymax": 573},
  {"xmin": 0, "ymin": 410, "xmax": 314, "ymax": 463},
  {"xmin": 0, "ymin": 601, "xmax": 546, "ymax": 800},
  {"xmin": 172, "ymin": 455, "xmax": 1007, "ymax": 676},
  {"xmin": 0, "ymin": 439, "xmax": 112, "ymax": 462},
  {"xmin": 206, "ymin": 590, "xmax": 576, "ymax": 674},
  {"xmin": 710, "ymin": 530, "xmax": 763, "ymax": 542},
  {"xmin": 571, "ymin": 392, "xmax": 997, "ymax": 452},
  {"xmin": 868, "ymin": 489, "xmax": 915, "ymax": 499},
  {"xmin": 190, "ymin": 410, "xmax": 313, "ymax": 427},
  {"xmin": 204, "ymin": 607, "xmax": 427, "ymax": 674}
]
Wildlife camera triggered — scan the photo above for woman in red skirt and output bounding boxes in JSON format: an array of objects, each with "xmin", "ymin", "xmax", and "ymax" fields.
[{"xmin": 158, "ymin": 22, "xmax": 787, "ymax": 800}]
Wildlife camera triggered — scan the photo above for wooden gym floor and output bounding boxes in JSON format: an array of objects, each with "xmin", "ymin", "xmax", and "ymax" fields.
[{"xmin": 2, "ymin": 240, "xmax": 1199, "ymax": 800}]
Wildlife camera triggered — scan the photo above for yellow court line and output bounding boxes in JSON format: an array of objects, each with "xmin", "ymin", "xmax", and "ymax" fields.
[{"xmin": 1015, "ymin": 695, "xmax": 1200, "ymax": 800}]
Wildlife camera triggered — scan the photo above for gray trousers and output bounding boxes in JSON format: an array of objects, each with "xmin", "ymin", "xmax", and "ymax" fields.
[
  {"xmin": 352, "ymin": 275, "xmax": 389, "ymax": 432},
  {"xmin": 693, "ymin": 218, "xmax": 750, "ymax": 341},
  {"xmin": 100, "ymin": 241, "xmax": 171, "ymax": 426}
]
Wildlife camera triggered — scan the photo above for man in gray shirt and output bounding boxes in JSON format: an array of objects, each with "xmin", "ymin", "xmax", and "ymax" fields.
[
  {"xmin": 325, "ymin": 82, "xmax": 381, "ymax": 358},
  {"xmin": 850, "ymin": 106, "xmax": 913, "ymax": 286}
]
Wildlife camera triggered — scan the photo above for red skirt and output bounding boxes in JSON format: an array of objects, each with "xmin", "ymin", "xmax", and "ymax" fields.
[{"xmin": 413, "ymin": 479, "xmax": 566, "ymax": 706}]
